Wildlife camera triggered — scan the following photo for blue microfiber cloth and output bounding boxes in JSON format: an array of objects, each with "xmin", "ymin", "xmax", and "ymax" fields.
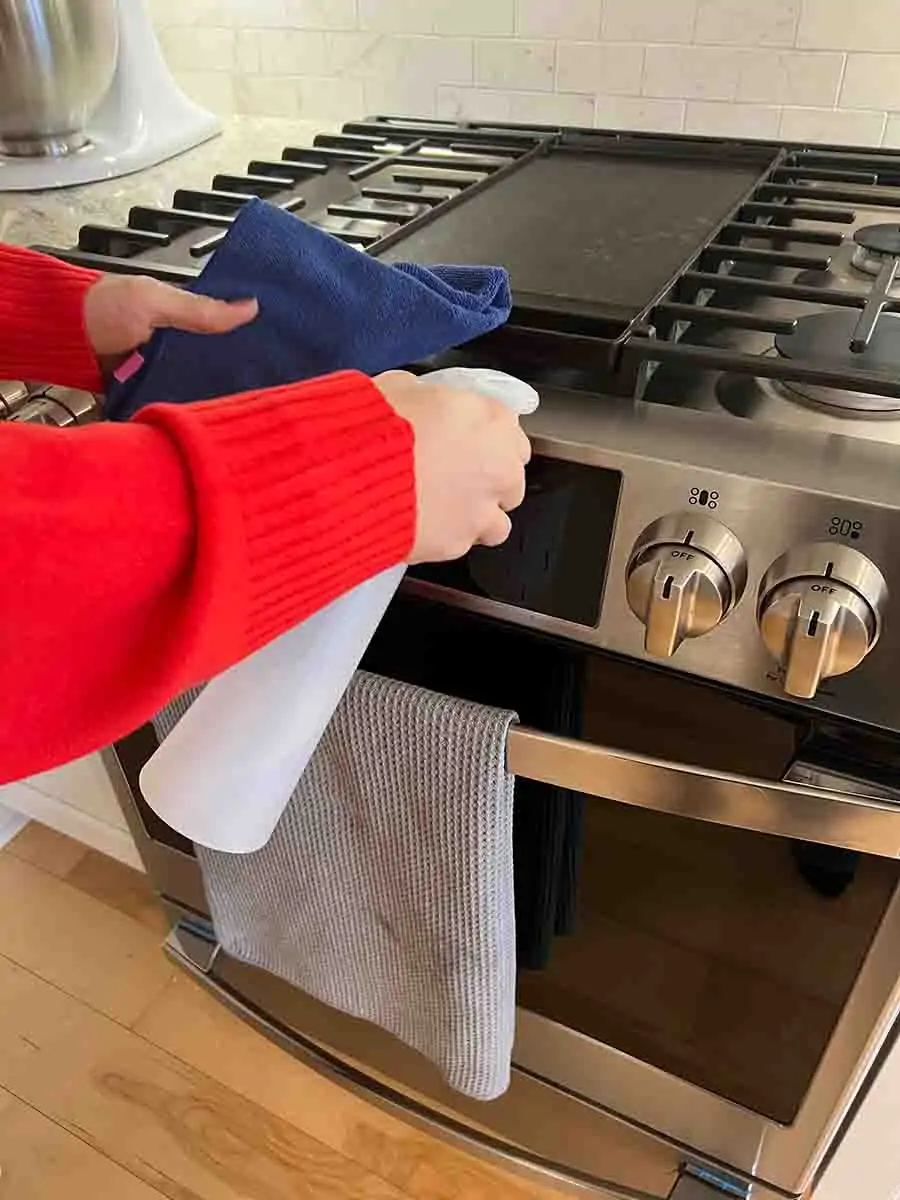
[{"xmin": 105, "ymin": 197, "xmax": 512, "ymax": 421}]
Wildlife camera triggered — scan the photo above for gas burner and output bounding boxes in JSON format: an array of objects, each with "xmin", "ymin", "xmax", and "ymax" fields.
[
  {"xmin": 793, "ymin": 222, "xmax": 900, "ymax": 299},
  {"xmin": 772, "ymin": 310, "xmax": 900, "ymax": 414},
  {"xmin": 852, "ymin": 223, "xmax": 900, "ymax": 277},
  {"xmin": 711, "ymin": 310, "xmax": 900, "ymax": 444}
]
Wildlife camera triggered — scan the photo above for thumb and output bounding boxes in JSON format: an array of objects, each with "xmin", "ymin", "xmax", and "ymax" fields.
[{"xmin": 150, "ymin": 286, "xmax": 259, "ymax": 336}]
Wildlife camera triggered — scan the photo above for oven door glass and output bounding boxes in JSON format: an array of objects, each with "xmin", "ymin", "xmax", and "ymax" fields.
[{"xmin": 362, "ymin": 596, "xmax": 900, "ymax": 1127}]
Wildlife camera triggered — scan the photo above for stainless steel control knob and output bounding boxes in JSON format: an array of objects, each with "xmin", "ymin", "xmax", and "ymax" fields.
[
  {"xmin": 757, "ymin": 544, "xmax": 888, "ymax": 699},
  {"xmin": 626, "ymin": 514, "xmax": 747, "ymax": 658}
]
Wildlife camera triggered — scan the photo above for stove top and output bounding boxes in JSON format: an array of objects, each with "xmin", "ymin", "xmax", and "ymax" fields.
[{"xmin": 23, "ymin": 116, "xmax": 900, "ymax": 442}]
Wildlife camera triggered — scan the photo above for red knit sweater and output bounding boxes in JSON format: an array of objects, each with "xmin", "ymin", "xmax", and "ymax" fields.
[{"xmin": 0, "ymin": 245, "xmax": 415, "ymax": 783}]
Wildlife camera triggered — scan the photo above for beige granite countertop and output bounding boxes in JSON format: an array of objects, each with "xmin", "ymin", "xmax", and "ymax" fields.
[{"xmin": 0, "ymin": 117, "xmax": 337, "ymax": 249}]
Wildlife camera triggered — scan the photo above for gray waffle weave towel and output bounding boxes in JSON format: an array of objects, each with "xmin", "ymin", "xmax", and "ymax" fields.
[{"xmin": 154, "ymin": 671, "xmax": 517, "ymax": 1101}]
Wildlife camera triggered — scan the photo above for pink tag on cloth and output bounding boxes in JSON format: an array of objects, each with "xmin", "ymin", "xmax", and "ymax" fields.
[{"xmin": 113, "ymin": 352, "xmax": 145, "ymax": 384}]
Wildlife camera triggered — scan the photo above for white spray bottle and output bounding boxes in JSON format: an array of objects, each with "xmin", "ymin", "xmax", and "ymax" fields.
[{"xmin": 138, "ymin": 369, "xmax": 539, "ymax": 853}]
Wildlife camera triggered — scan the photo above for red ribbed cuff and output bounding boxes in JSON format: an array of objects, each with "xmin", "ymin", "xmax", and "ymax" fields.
[
  {"xmin": 0, "ymin": 246, "xmax": 102, "ymax": 391},
  {"xmin": 137, "ymin": 371, "xmax": 415, "ymax": 672}
]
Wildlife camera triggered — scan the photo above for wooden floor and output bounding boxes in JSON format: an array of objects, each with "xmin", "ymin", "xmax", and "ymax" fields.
[{"xmin": 0, "ymin": 823, "xmax": 566, "ymax": 1200}]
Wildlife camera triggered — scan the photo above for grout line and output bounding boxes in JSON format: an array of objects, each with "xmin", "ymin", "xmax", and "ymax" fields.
[
  {"xmin": 689, "ymin": 0, "xmax": 701, "ymax": 42},
  {"xmin": 834, "ymin": 51, "xmax": 848, "ymax": 110}
]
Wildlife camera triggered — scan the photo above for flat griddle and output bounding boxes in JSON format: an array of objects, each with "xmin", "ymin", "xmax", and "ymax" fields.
[{"xmin": 376, "ymin": 142, "xmax": 775, "ymax": 327}]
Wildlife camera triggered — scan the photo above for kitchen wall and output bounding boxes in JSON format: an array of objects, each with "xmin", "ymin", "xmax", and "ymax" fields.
[{"xmin": 149, "ymin": 0, "xmax": 900, "ymax": 147}]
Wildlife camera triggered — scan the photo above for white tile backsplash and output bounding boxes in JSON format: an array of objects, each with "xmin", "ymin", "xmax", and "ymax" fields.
[
  {"xmin": 432, "ymin": 0, "xmax": 516, "ymax": 38},
  {"xmin": 694, "ymin": 0, "xmax": 800, "ymax": 48},
  {"xmin": 506, "ymin": 90, "xmax": 595, "ymax": 125},
  {"xmin": 515, "ymin": 0, "xmax": 602, "ymax": 41},
  {"xmin": 643, "ymin": 46, "xmax": 741, "ymax": 101},
  {"xmin": 297, "ymin": 76, "xmax": 365, "ymax": 121},
  {"xmin": 601, "ymin": 0, "xmax": 698, "ymax": 44},
  {"xmin": 282, "ymin": 0, "xmax": 357, "ymax": 30},
  {"xmin": 735, "ymin": 50, "xmax": 844, "ymax": 107},
  {"xmin": 779, "ymin": 106, "xmax": 887, "ymax": 146},
  {"xmin": 798, "ymin": 0, "xmax": 900, "ymax": 53},
  {"xmin": 840, "ymin": 55, "xmax": 900, "ymax": 111},
  {"xmin": 684, "ymin": 100, "xmax": 781, "ymax": 138},
  {"xmin": 149, "ymin": 0, "xmax": 900, "ymax": 147},
  {"xmin": 234, "ymin": 73, "xmax": 300, "ymax": 116},
  {"xmin": 159, "ymin": 25, "xmax": 234, "ymax": 72},
  {"xmin": 437, "ymin": 85, "xmax": 516, "ymax": 121},
  {"xmin": 556, "ymin": 42, "xmax": 643, "ymax": 96},
  {"xmin": 234, "ymin": 73, "xmax": 301, "ymax": 116},
  {"xmin": 255, "ymin": 29, "xmax": 326, "ymax": 76},
  {"xmin": 595, "ymin": 95, "xmax": 687, "ymax": 132},
  {"xmin": 474, "ymin": 39, "xmax": 555, "ymax": 91},
  {"xmin": 358, "ymin": 0, "xmax": 433, "ymax": 35}
]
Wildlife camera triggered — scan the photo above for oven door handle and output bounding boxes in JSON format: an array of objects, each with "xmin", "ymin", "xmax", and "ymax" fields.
[{"xmin": 507, "ymin": 726, "xmax": 900, "ymax": 857}]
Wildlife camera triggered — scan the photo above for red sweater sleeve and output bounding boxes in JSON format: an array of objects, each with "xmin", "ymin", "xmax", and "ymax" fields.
[
  {"xmin": 0, "ymin": 249, "xmax": 416, "ymax": 784},
  {"xmin": 0, "ymin": 244, "xmax": 103, "ymax": 390}
]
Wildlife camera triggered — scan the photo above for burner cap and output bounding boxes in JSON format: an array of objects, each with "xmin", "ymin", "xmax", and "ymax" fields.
[
  {"xmin": 775, "ymin": 310, "xmax": 900, "ymax": 371},
  {"xmin": 854, "ymin": 223, "xmax": 900, "ymax": 255}
]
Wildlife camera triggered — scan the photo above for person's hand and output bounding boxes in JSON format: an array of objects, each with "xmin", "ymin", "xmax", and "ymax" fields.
[
  {"xmin": 83, "ymin": 274, "xmax": 258, "ymax": 369},
  {"xmin": 374, "ymin": 370, "xmax": 531, "ymax": 563}
]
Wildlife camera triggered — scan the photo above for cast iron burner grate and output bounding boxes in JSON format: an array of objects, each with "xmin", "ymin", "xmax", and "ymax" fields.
[
  {"xmin": 33, "ymin": 115, "xmax": 900, "ymax": 404},
  {"xmin": 629, "ymin": 142, "xmax": 900, "ymax": 403}
]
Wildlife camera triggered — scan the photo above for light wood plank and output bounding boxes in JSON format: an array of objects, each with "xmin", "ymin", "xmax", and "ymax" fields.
[
  {"xmin": 65, "ymin": 850, "xmax": 170, "ymax": 937},
  {"xmin": 0, "ymin": 954, "xmax": 413, "ymax": 1200},
  {"xmin": 0, "ymin": 845, "xmax": 565, "ymax": 1199},
  {"xmin": 0, "ymin": 854, "xmax": 174, "ymax": 1026},
  {"xmin": 0, "ymin": 1088, "xmax": 164, "ymax": 1199},
  {"xmin": 134, "ymin": 974, "xmax": 560, "ymax": 1200},
  {"xmin": 6, "ymin": 821, "xmax": 88, "ymax": 878}
]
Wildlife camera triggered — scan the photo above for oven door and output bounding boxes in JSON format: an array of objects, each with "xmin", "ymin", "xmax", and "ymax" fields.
[
  {"xmin": 108, "ymin": 599, "xmax": 900, "ymax": 1200},
  {"xmin": 361, "ymin": 597, "xmax": 900, "ymax": 1197}
]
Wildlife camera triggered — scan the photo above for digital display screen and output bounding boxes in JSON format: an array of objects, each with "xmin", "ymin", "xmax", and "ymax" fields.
[{"xmin": 409, "ymin": 458, "xmax": 622, "ymax": 627}]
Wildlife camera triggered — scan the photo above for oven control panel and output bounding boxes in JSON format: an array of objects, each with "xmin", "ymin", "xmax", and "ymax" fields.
[{"xmin": 405, "ymin": 392, "xmax": 900, "ymax": 730}]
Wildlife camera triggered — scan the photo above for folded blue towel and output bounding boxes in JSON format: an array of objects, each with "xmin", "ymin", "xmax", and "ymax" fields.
[{"xmin": 105, "ymin": 198, "xmax": 512, "ymax": 420}]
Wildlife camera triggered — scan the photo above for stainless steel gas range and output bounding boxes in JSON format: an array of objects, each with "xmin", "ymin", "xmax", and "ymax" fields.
[{"xmin": 25, "ymin": 118, "xmax": 900, "ymax": 1199}]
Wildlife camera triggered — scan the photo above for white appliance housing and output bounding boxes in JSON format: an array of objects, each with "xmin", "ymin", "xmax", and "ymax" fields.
[{"xmin": 0, "ymin": 0, "xmax": 219, "ymax": 191}]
